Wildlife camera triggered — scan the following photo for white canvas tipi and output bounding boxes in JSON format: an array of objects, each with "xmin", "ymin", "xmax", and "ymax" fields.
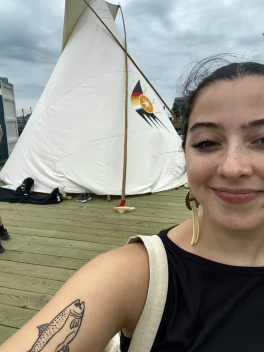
[{"xmin": 0, "ymin": 0, "xmax": 187, "ymax": 195}]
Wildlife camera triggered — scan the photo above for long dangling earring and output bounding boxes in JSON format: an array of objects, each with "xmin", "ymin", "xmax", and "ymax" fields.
[{"xmin": 185, "ymin": 190, "xmax": 200, "ymax": 245}]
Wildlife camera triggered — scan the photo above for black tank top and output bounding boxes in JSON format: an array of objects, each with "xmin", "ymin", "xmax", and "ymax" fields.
[{"xmin": 120, "ymin": 227, "xmax": 264, "ymax": 352}]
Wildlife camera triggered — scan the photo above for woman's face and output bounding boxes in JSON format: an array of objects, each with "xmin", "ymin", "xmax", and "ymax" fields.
[{"xmin": 185, "ymin": 75, "xmax": 264, "ymax": 232}]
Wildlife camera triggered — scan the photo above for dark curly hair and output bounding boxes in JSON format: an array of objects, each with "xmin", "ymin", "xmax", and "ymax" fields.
[{"xmin": 179, "ymin": 55, "xmax": 264, "ymax": 150}]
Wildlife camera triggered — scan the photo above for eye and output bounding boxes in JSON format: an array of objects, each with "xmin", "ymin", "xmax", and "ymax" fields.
[
  {"xmin": 255, "ymin": 137, "xmax": 264, "ymax": 145},
  {"xmin": 192, "ymin": 139, "xmax": 220, "ymax": 150}
]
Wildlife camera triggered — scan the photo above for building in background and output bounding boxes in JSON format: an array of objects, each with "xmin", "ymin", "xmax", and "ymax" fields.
[
  {"xmin": 0, "ymin": 77, "xmax": 8, "ymax": 84},
  {"xmin": 174, "ymin": 97, "xmax": 188, "ymax": 107},
  {"xmin": 0, "ymin": 78, "xmax": 19, "ymax": 163},
  {"xmin": 17, "ymin": 112, "xmax": 32, "ymax": 136}
]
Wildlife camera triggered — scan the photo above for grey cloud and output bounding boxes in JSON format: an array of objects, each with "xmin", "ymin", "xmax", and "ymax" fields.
[
  {"xmin": 117, "ymin": 0, "xmax": 264, "ymax": 105},
  {"xmin": 0, "ymin": 0, "xmax": 63, "ymax": 113},
  {"xmin": 1, "ymin": 0, "xmax": 264, "ymax": 115}
]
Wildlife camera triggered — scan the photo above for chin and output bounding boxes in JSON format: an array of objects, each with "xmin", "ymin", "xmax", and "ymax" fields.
[
  {"xmin": 214, "ymin": 215, "xmax": 262, "ymax": 232},
  {"xmin": 203, "ymin": 205, "xmax": 262, "ymax": 230}
]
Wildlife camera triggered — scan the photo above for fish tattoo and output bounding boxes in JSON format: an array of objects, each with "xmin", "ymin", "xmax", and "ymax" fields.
[{"xmin": 27, "ymin": 299, "xmax": 85, "ymax": 352}]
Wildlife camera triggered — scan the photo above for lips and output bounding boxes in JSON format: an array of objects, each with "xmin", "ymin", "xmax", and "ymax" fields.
[{"xmin": 211, "ymin": 188, "xmax": 263, "ymax": 203}]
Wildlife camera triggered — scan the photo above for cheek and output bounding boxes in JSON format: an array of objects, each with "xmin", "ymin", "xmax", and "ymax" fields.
[
  {"xmin": 252, "ymin": 155, "xmax": 264, "ymax": 177},
  {"xmin": 186, "ymin": 153, "xmax": 217, "ymax": 188}
]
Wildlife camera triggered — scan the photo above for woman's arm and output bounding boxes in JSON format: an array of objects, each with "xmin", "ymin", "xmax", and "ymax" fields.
[{"xmin": 0, "ymin": 242, "xmax": 149, "ymax": 352}]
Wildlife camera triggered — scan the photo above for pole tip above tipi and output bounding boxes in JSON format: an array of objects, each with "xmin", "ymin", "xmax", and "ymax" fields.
[{"xmin": 62, "ymin": 0, "xmax": 120, "ymax": 52}]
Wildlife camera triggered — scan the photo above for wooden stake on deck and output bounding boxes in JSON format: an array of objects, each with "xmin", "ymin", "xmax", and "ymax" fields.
[
  {"xmin": 114, "ymin": 4, "xmax": 135, "ymax": 213},
  {"xmin": 120, "ymin": 5, "xmax": 128, "ymax": 203}
]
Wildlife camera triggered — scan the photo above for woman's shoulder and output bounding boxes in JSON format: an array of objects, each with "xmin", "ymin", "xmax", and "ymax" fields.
[
  {"xmin": 167, "ymin": 218, "xmax": 194, "ymax": 251},
  {"xmin": 108, "ymin": 241, "xmax": 150, "ymax": 337},
  {"xmin": 92, "ymin": 240, "xmax": 150, "ymax": 305}
]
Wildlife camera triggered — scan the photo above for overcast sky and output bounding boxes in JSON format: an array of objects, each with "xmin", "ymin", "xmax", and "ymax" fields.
[{"xmin": 0, "ymin": 0, "xmax": 264, "ymax": 116}]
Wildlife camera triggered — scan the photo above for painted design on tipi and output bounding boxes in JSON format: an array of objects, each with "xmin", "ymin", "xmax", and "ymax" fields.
[{"xmin": 131, "ymin": 81, "xmax": 168, "ymax": 131}]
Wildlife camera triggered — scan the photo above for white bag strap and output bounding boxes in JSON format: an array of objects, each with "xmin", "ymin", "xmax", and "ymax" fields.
[{"xmin": 126, "ymin": 235, "xmax": 169, "ymax": 352}]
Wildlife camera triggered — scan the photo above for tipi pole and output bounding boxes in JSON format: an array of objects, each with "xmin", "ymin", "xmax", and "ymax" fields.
[
  {"xmin": 119, "ymin": 4, "xmax": 128, "ymax": 206},
  {"xmin": 82, "ymin": 0, "xmax": 183, "ymax": 129}
]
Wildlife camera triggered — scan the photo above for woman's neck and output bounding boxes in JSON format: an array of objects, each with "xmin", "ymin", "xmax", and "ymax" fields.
[
  {"xmin": 169, "ymin": 214, "xmax": 264, "ymax": 267},
  {"xmin": 197, "ymin": 213, "xmax": 264, "ymax": 267}
]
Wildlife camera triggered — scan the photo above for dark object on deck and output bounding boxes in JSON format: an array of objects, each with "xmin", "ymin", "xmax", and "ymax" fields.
[
  {"xmin": 0, "ymin": 187, "xmax": 62, "ymax": 205},
  {"xmin": 0, "ymin": 228, "xmax": 9, "ymax": 240},
  {"xmin": 15, "ymin": 177, "xmax": 34, "ymax": 195}
]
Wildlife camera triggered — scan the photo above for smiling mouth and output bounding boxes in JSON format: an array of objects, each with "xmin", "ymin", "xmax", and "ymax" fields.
[{"xmin": 211, "ymin": 188, "xmax": 263, "ymax": 203}]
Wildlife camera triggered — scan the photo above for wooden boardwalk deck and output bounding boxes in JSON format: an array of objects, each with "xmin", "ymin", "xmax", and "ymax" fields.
[{"xmin": 0, "ymin": 173, "xmax": 191, "ymax": 344}]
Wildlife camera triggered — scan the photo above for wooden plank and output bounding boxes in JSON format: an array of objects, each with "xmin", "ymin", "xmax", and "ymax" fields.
[
  {"xmin": 0, "ymin": 218, "xmax": 58, "ymax": 235},
  {"xmin": 0, "ymin": 272, "xmax": 62, "ymax": 295},
  {"xmin": 3, "ymin": 219, "xmax": 190, "ymax": 242},
  {"xmin": 0, "ymin": 200, "xmax": 191, "ymax": 220},
  {"xmin": 2, "ymin": 213, "xmax": 187, "ymax": 231},
  {"xmin": 0, "ymin": 206, "xmax": 189, "ymax": 225},
  {"xmin": 3, "ymin": 219, "xmax": 148, "ymax": 240},
  {"xmin": 0, "ymin": 287, "xmax": 52, "ymax": 310},
  {"xmin": 0, "ymin": 260, "xmax": 76, "ymax": 282},
  {"xmin": 7, "ymin": 233, "xmax": 119, "ymax": 253},
  {"xmin": 2, "ymin": 215, "xmax": 161, "ymax": 235},
  {"xmin": 0, "ymin": 303, "xmax": 36, "ymax": 329},
  {"xmin": 0, "ymin": 325, "xmax": 18, "ymax": 345},
  {"xmin": 1, "ymin": 211, "xmax": 156, "ymax": 229},
  {"xmin": 2, "ymin": 213, "xmax": 184, "ymax": 235},
  {"xmin": 124, "ymin": 200, "xmax": 188, "ymax": 209},
  {"xmin": 6, "ymin": 226, "xmax": 127, "ymax": 246},
  {"xmin": 0, "ymin": 201, "xmax": 190, "ymax": 214},
  {"xmin": 0, "ymin": 198, "xmax": 193, "ymax": 218},
  {"xmin": 0, "ymin": 250, "xmax": 87, "ymax": 270},
  {"xmin": 0, "ymin": 191, "xmax": 189, "ymax": 211},
  {"xmin": 2, "ymin": 241, "xmax": 103, "ymax": 261},
  {"xmin": 1, "ymin": 209, "xmax": 188, "ymax": 228}
]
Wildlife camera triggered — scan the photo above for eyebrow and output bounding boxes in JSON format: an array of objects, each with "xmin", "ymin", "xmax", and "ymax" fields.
[
  {"xmin": 189, "ymin": 119, "xmax": 264, "ymax": 132},
  {"xmin": 189, "ymin": 122, "xmax": 224, "ymax": 132},
  {"xmin": 241, "ymin": 119, "xmax": 264, "ymax": 130}
]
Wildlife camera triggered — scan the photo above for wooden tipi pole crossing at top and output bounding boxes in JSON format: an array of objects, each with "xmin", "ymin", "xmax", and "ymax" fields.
[{"xmin": 82, "ymin": 0, "xmax": 183, "ymax": 129}]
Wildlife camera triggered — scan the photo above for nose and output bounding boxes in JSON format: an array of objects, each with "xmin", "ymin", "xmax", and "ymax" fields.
[{"xmin": 217, "ymin": 144, "xmax": 253, "ymax": 179}]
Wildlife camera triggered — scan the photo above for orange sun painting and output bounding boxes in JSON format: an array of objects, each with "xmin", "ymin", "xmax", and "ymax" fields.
[{"xmin": 139, "ymin": 95, "xmax": 154, "ymax": 113}]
